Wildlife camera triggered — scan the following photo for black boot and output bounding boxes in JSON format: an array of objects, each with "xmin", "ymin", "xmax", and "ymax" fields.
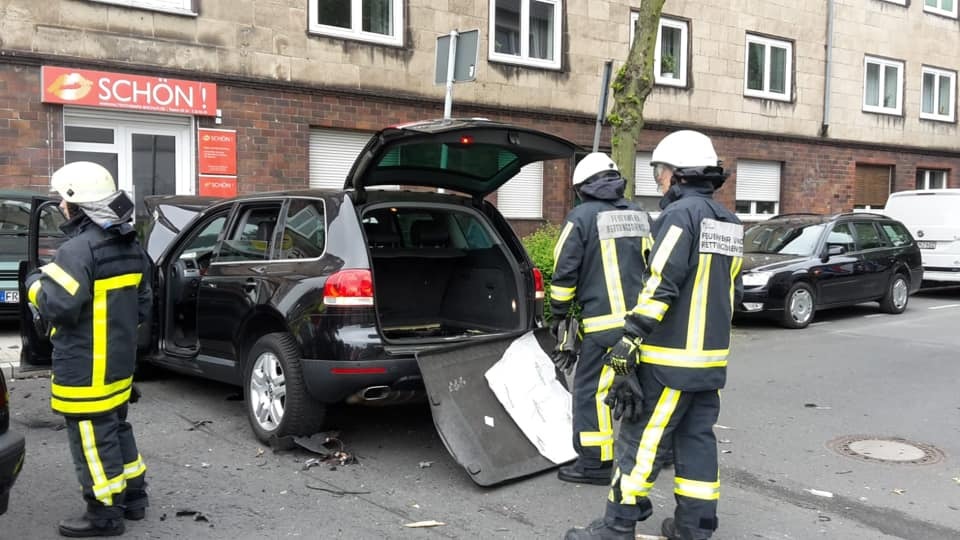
[
  {"xmin": 661, "ymin": 518, "xmax": 680, "ymax": 540},
  {"xmin": 124, "ymin": 508, "xmax": 146, "ymax": 521},
  {"xmin": 58, "ymin": 516, "xmax": 125, "ymax": 538},
  {"xmin": 565, "ymin": 518, "xmax": 635, "ymax": 540},
  {"xmin": 557, "ymin": 463, "xmax": 613, "ymax": 485}
]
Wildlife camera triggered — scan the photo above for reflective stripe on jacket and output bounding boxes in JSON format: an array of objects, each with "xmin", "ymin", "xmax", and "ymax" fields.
[
  {"xmin": 624, "ymin": 184, "xmax": 744, "ymax": 391},
  {"xmin": 551, "ymin": 198, "xmax": 652, "ymax": 341},
  {"xmin": 26, "ymin": 215, "xmax": 153, "ymax": 415}
]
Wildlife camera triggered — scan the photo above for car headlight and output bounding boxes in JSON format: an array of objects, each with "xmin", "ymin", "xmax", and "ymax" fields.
[{"xmin": 742, "ymin": 271, "xmax": 773, "ymax": 287}]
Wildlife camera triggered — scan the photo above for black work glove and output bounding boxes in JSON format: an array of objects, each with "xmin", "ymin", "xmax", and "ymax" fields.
[
  {"xmin": 129, "ymin": 384, "xmax": 142, "ymax": 404},
  {"xmin": 605, "ymin": 335, "xmax": 641, "ymax": 376},
  {"xmin": 604, "ymin": 374, "xmax": 644, "ymax": 422},
  {"xmin": 549, "ymin": 314, "xmax": 566, "ymax": 339},
  {"xmin": 550, "ymin": 316, "xmax": 578, "ymax": 374}
]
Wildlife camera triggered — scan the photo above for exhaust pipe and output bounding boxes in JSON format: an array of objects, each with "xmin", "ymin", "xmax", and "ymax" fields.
[
  {"xmin": 345, "ymin": 385, "xmax": 425, "ymax": 405},
  {"xmin": 361, "ymin": 385, "xmax": 390, "ymax": 401}
]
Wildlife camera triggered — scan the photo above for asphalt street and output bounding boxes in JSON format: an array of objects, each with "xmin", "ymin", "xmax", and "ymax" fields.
[{"xmin": 1, "ymin": 288, "xmax": 959, "ymax": 539}]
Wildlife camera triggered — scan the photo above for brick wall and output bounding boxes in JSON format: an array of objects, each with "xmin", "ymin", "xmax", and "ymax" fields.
[{"xmin": 0, "ymin": 64, "xmax": 63, "ymax": 192}]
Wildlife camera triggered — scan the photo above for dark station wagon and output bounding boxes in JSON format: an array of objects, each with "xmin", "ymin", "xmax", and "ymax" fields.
[
  {"xmin": 736, "ymin": 212, "xmax": 923, "ymax": 328},
  {"xmin": 19, "ymin": 119, "xmax": 577, "ymax": 445}
]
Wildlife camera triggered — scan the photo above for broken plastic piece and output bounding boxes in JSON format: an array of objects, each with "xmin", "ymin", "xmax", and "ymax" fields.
[
  {"xmin": 806, "ymin": 489, "xmax": 834, "ymax": 498},
  {"xmin": 403, "ymin": 520, "xmax": 445, "ymax": 528}
]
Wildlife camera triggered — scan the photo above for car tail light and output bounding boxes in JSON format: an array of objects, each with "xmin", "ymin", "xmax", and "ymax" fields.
[
  {"xmin": 330, "ymin": 367, "xmax": 387, "ymax": 375},
  {"xmin": 323, "ymin": 269, "xmax": 374, "ymax": 306},
  {"xmin": 532, "ymin": 268, "xmax": 545, "ymax": 300}
]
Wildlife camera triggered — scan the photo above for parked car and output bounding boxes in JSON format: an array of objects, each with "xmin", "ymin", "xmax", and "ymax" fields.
[
  {"xmin": 736, "ymin": 212, "xmax": 922, "ymax": 328},
  {"xmin": 0, "ymin": 367, "xmax": 25, "ymax": 515},
  {"xmin": 883, "ymin": 189, "xmax": 960, "ymax": 285},
  {"xmin": 0, "ymin": 192, "xmax": 64, "ymax": 319},
  {"xmin": 19, "ymin": 119, "xmax": 575, "ymax": 443}
]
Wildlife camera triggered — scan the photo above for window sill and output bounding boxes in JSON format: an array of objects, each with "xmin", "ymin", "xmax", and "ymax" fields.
[
  {"xmin": 744, "ymin": 91, "xmax": 791, "ymax": 103},
  {"xmin": 922, "ymin": 7, "xmax": 959, "ymax": 19},
  {"xmin": 307, "ymin": 28, "xmax": 403, "ymax": 48},
  {"xmin": 488, "ymin": 54, "xmax": 561, "ymax": 72},
  {"xmin": 655, "ymin": 77, "xmax": 689, "ymax": 89},
  {"xmin": 919, "ymin": 113, "xmax": 957, "ymax": 124},
  {"xmin": 862, "ymin": 107, "xmax": 903, "ymax": 117}
]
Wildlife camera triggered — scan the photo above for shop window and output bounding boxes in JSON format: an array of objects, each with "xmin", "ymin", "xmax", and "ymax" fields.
[
  {"xmin": 630, "ymin": 13, "xmax": 689, "ymax": 88},
  {"xmin": 854, "ymin": 164, "xmax": 892, "ymax": 210},
  {"xmin": 863, "ymin": 56, "xmax": 904, "ymax": 116},
  {"xmin": 744, "ymin": 34, "xmax": 792, "ymax": 101},
  {"xmin": 920, "ymin": 66, "xmax": 956, "ymax": 122},
  {"xmin": 309, "ymin": 0, "xmax": 404, "ymax": 46},
  {"xmin": 916, "ymin": 169, "xmax": 948, "ymax": 190},
  {"xmin": 497, "ymin": 161, "xmax": 543, "ymax": 219},
  {"xmin": 924, "ymin": 0, "xmax": 958, "ymax": 18},
  {"xmin": 489, "ymin": 0, "xmax": 562, "ymax": 70},
  {"xmin": 735, "ymin": 160, "xmax": 781, "ymax": 218},
  {"xmin": 86, "ymin": 0, "xmax": 197, "ymax": 16}
]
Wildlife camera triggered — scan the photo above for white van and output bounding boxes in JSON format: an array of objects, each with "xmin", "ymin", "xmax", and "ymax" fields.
[{"xmin": 884, "ymin": 189, "xmax": 960, "ymax": 284}]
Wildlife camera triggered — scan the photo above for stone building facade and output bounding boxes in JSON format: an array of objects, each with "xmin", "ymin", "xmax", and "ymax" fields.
[{"xmin": 0, "ymin": 0, "xmax": 958, "ymax": 235}]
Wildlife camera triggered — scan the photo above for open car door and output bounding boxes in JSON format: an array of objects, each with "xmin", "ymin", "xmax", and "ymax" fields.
[
  {"xmin": 415, "ymin": 328, "xmax": 566, "ymax": 486},
  {"xmin": 18, "ymin": 197, "xmax": 64, "ymax": 370}
]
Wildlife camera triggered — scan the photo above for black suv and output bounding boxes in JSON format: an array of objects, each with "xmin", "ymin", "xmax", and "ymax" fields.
[
  {"xmin": 19, "ymin": 119, "xmax": 576, "ymax": 443},
  {"xmin": 736, "ymin": 213, "xmax": 922, "ymax": 328}
]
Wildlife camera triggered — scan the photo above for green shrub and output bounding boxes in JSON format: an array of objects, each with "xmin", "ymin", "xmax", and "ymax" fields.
[{"xmin": 521, "ymin": 223, "xmax": 574, "ymax": 322}]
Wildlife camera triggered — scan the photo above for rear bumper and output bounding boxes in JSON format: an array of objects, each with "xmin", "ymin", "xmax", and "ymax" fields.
[
  {"xmin": 301, "ymin": 356, "xmax": 423, "ymax": 404},
  {"xmin": 0, "ymin": 302, "xmax": 19, "ymax": 320},
  {"xmin": 0, "ymin": 429, "xmax": 26, "ymax": 514}
]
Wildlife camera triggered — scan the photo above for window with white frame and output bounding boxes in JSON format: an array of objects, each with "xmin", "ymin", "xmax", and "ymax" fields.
[
  {"xmin": 489, "ymin": 0, "xmax": 562, "ymax": 70},
  {"xmin": 744, "ymin": 34, "xmax": 792, "ymax": 101},
  {"xmin": 920, "ymin": 66, "xmax": 956, "ymax": 122},
  {"xmin": 924, "ymin": 0, "xmax": 958, "ymax": 18},
  {"xmin": 496, "ymin": 162, "xmax": 543, "ymax": 219},
  {"xmin": 86, "ymin": 0, "xmax": 196, "ymax": 15},
  {"xmin": 634, "ymin": 152, "xmax": 663, "ymax": 212},
  {"xmin": 735, "ymin": 160, "xmax": 781, "ymax": 217},
  {"xmin": 630, "ymin": 13, "xmax": 689, "ymax": 88},
  {"xmin": 916, "ymin": 169, "xmax": 948, "ymax": 190},
  {"xmin": 863, "ymin": 56, "xmax": 904, "ymax": 115},
  {"xmin": 308, "ymin": 0, "xmax": 404, "ymax": 46}
]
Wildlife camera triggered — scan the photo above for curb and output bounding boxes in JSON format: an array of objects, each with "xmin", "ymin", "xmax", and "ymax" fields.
[{"xmin": 0, "ymin": 360, "xmax": 50, "ymax": 380}]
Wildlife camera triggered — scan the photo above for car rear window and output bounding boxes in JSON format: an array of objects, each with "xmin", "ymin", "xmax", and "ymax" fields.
[
  {"xmin": 278, "ymin": 199, "xmax": 325, "ymax": 259},
  {"xmin": 377, "ymin": 143, "xmax": 520, "ymax": 180},
  {"xmin": 880, "ymin": 221, "xmax": 912, "ymax": 247}
]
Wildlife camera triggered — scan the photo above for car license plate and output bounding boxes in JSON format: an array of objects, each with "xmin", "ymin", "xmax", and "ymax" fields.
[
  {"xmin": 916, "ymin": 241, "xmax": 937, "ymax": 250},
  {"xmin": 0, "ymin": 290, "xmax": 18, "ymax": 303}
]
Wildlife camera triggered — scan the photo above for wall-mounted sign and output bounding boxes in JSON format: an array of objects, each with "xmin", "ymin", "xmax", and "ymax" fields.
[
  {"xmin": 199, "ymin": 175, "xmax": 238, "ymax": 198},
  {"xmin": 198, "ymin": 128, "xmax": 237, "ymax": 175},
  {"xmin": 41, "ymin": 66, "xmax": 217, "ymax": 116}
]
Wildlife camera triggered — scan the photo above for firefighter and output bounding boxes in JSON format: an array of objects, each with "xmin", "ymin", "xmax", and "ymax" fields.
[
  {"xmin": 550, "ymin": 152, "xmax": 652, "ymax": 485},
  {"xmin": 565, "ymin": 131, "xmax": 743, "ymax": 540},
  {"xmin": 26, "ymin": 161, "xmax": 152, "ymax": 537}
]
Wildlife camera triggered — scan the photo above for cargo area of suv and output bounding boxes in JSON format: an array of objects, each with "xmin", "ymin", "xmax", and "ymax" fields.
[{"xmin": 362, "ymin": 200, "xmax": 523, "ymax": 342}]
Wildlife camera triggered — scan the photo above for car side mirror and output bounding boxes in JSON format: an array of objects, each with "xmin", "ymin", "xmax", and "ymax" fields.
[{"xmin": 824, "ymin": 245, "xmax": 846, "ymax": 259}]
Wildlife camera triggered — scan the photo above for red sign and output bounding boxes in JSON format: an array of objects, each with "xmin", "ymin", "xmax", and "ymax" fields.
[
  {"xmin": 41, "ymin": 66, "xmax": 217, "ymax": 116},
  {"xmin": 199, "ymin": 176, "xmax": 238, "ymax": 198},
  {"xmin": 198, "ymin": 128, "xmax": 237, "ymax": 175}
]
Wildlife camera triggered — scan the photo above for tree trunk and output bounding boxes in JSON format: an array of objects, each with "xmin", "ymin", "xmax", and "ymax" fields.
[{"xmin": 610, "ymin": 0, "xmax": 666, "ymax": 200}]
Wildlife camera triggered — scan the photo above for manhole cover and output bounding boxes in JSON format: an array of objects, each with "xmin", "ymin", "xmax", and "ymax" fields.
[{"xmin": 828, "ymin": 435, "xmax": 945, "ymax": 465}]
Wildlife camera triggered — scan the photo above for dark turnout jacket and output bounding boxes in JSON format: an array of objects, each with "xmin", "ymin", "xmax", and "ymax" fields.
[
  {"xmin": 26, "ymin": 214, "xmax": 152, "ymax": 416},
  {"xmin": 623, "ymin": 183, "xmax": 744, "ymax": 391},
  {"xmin": 551, "ymin": 177, "xmax": 653, "ymax": 343}
]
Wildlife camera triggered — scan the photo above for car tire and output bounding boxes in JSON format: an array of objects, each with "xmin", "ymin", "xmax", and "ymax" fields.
[
  {"xmin": 780, "ymin": 282, "xmax": 816, "ymax": 329},
  {"xmin": 879, "ymin": 273, "xmax": 910, "ymax": 315},
  {"xmin": 244, "ymin": 332, "xmax": 326, "ymax": 444}
]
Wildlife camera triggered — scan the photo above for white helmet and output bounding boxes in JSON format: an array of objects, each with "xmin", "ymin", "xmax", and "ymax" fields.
[
  {"xmin": 51, "ymin": 161, "xmax": 117, "ymax": 204},
  {"xmin": 572, "ymin": 152, "xmax": 619, "ymax": 186},
  {"xmin": 650, "ymin": 130, "xmax": 719, "ymax": 169}
]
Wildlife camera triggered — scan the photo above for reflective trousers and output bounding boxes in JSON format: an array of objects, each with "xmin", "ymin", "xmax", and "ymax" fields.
[
  {"xmin": 64, "ymin": 403, "xmax": 148, "ymax": 525},
  {"xmin": 571, "ymin": 334, "xmax": 616, "ymax": 469},
  {"xmin": 605, "ymin": 365, "xmax": 720, "ymax": 540}
]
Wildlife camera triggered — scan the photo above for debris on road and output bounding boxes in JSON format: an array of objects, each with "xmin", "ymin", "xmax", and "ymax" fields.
[
  {"xmin": 256, "ymin": 448, "xmax": 265, "ymax": 457},
  {"xmin": 718, "ymin": 439, "xmax": 732, "ymax": 444},
  {"xmin": 891, "ymin": 488, "xmax": 906, "ymax": 495},
  {"xmin": 835, "ymin": 470, "xmax": 853, "ymax": 475},
  {"xmin": 806, "ymin": 489, "xmax": 834, "ymax": 498},
  {"xmin": 302, "ymin": 458, "xmax": 322, "ymax": 470},
  {"xmin": 186, "ymin": 419, "xmax": 212, "ymax": 431},
  {"xmin": 175, "ymin": 510, "xmax": 210, "ymax": 523},
  {"xmin": 403, "ymin": 520, "xmax": 445, "ymax": 528},
  {"xmin": 952, "ymin": 475, "xmax": 960, "ymax": 485},
  {"xmin": 304, "ymin": 483, "xmax": 371, "ymax": 497},
  {"xmin": 803, "ymin": 403, "xmax": 832, "ymax": 410},
  {"xmin": 713, "ymin": 424, "xmax": 735, "ymax": 430},
  {"xmin": 418, "ymin": 461, "xmax": 434, "ymax": 468},
  {"xmin": 291, "ymin": 431, "xmax": 358, "ymax": 466}
]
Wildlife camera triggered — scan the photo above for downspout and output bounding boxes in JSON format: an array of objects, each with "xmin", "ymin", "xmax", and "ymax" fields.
[{"xmin": 821, "ymin": 0, "xmax": 835, "ymax": 137}]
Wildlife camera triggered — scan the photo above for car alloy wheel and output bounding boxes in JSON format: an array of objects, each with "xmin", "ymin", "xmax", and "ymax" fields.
[
  {"xmin": 880, "ymin": 273, "xmax": 910, "ymax": 314},
  {"xmin": 249, "ymin": 351, "xmax": 286, "ymax": 432},
  {"xmin": 892, "ymin": 277, "xmax": 908, "ymax": 310},
  {"xmin": 781, "ymin": 282, "xmax": 816, "ymax": 329}
]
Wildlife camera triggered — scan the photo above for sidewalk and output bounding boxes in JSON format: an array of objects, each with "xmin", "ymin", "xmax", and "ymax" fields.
[{"xmin": 0, "ymin": 330, "xmax": 48, "ymax": 379}]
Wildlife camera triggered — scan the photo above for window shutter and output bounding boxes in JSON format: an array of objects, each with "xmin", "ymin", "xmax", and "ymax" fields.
[
  {"xmin": 309, "ymin": 129, "xmax": 373, "ymax": 189},
  {"xmin": 634, "ymin": 152, "xmax": 660, "ymax": 196},
  {"xmin": 497, "ymin": 161, "xmax": 543, "ymax": 219},
  {"xmin": 855, "ymin": 164, "xmax": 891, "ymax": 207},
  {"xmin": 735, "ymin": 160, "xmax": 781, "ymax": 201}
]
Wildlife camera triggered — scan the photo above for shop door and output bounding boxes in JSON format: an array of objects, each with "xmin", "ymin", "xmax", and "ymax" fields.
[{"xmin": 63, "ymin": 110, "xmax": 193, "ymax": 221}]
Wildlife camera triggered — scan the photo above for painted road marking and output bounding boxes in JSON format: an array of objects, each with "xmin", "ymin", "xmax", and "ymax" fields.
[{"xmin": 928, "ymin": 304, "xmax": 960, "ymax": 310}]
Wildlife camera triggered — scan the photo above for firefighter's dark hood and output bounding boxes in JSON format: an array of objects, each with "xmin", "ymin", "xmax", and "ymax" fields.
[{"xmin": 578, "ymin": 173, "xmax": 626, "ymax": 202}]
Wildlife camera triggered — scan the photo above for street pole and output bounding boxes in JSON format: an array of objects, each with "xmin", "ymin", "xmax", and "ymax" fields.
[
  {"xmin": 443, "ymin": 30, "xmax": 459, "ymax": 120},
  {"xmin": 593, "ymin": 60, "xmax": 613, "ymax": 152}
]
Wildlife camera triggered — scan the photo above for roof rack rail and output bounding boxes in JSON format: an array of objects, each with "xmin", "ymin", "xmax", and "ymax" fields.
[{"xmin": 769, "ymin": 212, "xmax": 823, "ymax": 218}]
